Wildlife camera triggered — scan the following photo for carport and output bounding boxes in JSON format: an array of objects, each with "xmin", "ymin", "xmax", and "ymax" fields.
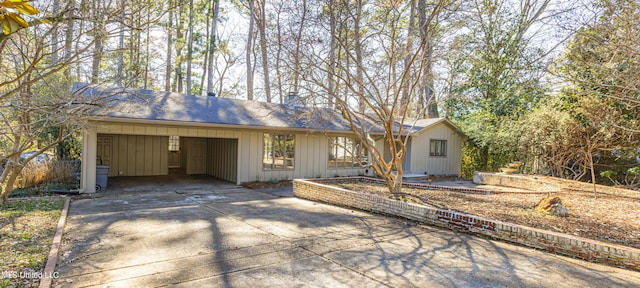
[{"xmin": 82, "ymin": 129, "xmax": 238, "ymax": 193}]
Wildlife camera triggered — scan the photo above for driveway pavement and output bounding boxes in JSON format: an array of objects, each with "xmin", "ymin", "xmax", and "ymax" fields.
[{"xmin": 54, "ymin": 182, "xmax": 640, "ymax": 287}]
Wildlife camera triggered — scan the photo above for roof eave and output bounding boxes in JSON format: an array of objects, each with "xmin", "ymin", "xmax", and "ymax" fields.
[{"xmin": 89, "ymin": 116, "xmax": 381, "ymax": 135}]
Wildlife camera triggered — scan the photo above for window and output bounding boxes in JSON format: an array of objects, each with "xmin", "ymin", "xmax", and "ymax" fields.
[
  {"xmin": 263, "ymin": 133, "xmax": 295, "ymax": 170},
  {"xmin": 328, "ymin": 136, "xmax": 368, "ymax": 169},
  {"xmin": 430, "ymin": 139, "xmax": 447, "ymax": 157},
  {"xmin": 169, "ymin": 136, "xmax": 180, "ymax": 151}
]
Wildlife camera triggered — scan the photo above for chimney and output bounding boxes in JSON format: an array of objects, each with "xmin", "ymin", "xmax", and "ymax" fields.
[{"xmin": 285, "ymin": 91, "xmax": 298, "ymax": 104}]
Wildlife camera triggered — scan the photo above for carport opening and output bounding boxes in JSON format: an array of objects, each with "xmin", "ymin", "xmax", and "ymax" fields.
[{"xmin": 96, "ymin": 134, "xmax": 238, "ymax": 185}]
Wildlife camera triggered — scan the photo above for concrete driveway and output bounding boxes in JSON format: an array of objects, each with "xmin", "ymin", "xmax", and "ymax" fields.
[{"xmin": 55, "ymin": 181, "xmax": 640, "ymax": 287}]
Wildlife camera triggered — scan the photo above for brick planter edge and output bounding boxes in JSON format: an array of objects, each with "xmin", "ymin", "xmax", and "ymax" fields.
[{"xmin": 293, "ymin": 178, "xmax": 640, "ymax": 271}]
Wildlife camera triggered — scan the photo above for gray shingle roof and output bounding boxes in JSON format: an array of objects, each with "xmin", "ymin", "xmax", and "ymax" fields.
[
  {"xmin": 73, "ymin": 82, "xmax": 357, "ymax": 132},
  {"xmin": 73, "ymin": 82, "xmax": 460, "ymax": 135}
]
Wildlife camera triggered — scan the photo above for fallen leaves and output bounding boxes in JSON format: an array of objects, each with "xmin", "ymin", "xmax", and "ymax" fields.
[{"xmin": 338, "ymin": 180, "xmax": 640, "ymax": 249}]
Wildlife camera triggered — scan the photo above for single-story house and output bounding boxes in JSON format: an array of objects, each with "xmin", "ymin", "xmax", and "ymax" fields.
[{"xmin": 75, "ymin": 83, "xmax": 465, "ymax": 193}]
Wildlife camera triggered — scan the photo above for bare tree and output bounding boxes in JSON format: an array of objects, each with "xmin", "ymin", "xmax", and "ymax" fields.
[
  {"xmin": 418, "ymin": 0, "xmax": 438, "ymax": 118},
  {"xmin": 255, "ymin": 0, "xmax": 271, "ymax": 102},
  {"xmin": 165, "ymin": 0, "xmax": 174, "ymax": 91},
  {"xmin": 115, "ymin": 0, "xmax": 126, "ymax": 86},
  {"xmin": 175, "ymin": 4, "xmax": 185, "ymax": 92},
  {"xmin": 206, "ymin": 0, "xmax": 220, "ymax": 94},
  {"xmin": 246, "ymin": 0, "xmax": 255, "ymax": 100},
  {"xmin": 185, "ymin": 0, "xmax": 195, "ymax": 94},
  {"xmin": 90, "ymin": 0, "xmax": 110, "ymax": 84},
  {"xmin": 0, "ymin": 3, "xmax": 122, "ymax": 204},
  {"xmin": 327, "ymin": 0, "xmax": 338, "ymax": 109},
  {"xmin": 302, "ymin": 0, "xmax": 452, "ymax": 193},
  {"xmin": 290, "ymin": 0, "xmax": 307, "ymax": 93}
]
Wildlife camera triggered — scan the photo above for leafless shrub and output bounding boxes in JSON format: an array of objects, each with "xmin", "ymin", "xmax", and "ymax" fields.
[{"xmin": 16, "ymin": 161, "xmax": 77, "ymax": 189}]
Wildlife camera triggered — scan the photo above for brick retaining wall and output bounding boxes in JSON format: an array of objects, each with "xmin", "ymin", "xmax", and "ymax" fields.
[
  {"xmin": 293, "ymin": 178, "xmax": 640, "ymax": 271},
  {"xmin": 318, "ymin": 176, "xmax": 494, "ymax": 194},
  {"xmin": 473, "ymin": 172, "xmax": 561, "ymax": 192}
]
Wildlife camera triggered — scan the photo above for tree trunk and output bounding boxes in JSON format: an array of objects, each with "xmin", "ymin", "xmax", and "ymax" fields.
[
  {"xmin": 165, "ymin": 0, "xmax": 173, "ymax": 91},
  {"xmin": 0, "ymin": 158, "xmax": 12, "ymax": 205},
  {"xmin": 383, "ymin": 175, "xmax": 403, "ymax": 194},
  {"xmin": 206, "ymin": 0, "xmax": 220, "ymax": 94},
  {"xmin": 199, "ymin": 1, "xmax": 212, "ymax": 96},
  {"xmin": 586, "ymin": 143, "xmax": 597, "ymax": 194},
  {"xmin": 51, "ymin": 0, "xmax": 61, "ymax": 65},
  {"xmin": 133, "ymin": 6, "xmax": 142, "ymax": 88},
  {"xmin": 481, "ymin": 145, "xmax": 489, "ymax": 171},
  {"xmin": 175, "ymin": 4, "xmax": 185, "ymax": 93},
  {"xmin": 327, "ymin": 0, "xmax": 337, "ymax": 109},
  {"xmin": 418, "ymin": 0, "xmax": 438, "ymax": 118},
  {"xmin": 75, "ymin": 0, "xmax": 90, "ymax": 80},
  {"xmin": 354, "ymin": 0, "xmax": 365, "ymax": 113},
  {"xmin": 401, "ymin": 0, "xmax": 416, "ymax": 112},
  {"xmin": 186, "ymin": 0, "xmax": 195, "ymax": 94},
  {"xmin": 246, "ymin": 0, "xmax": 255, "ymax": 100},
  {"xmin": 200, "ymin": 48, "xmax": 208, "ymax": 96},
  {"xmin": 143, "ymin": 0, "xmax": 152, "ymax": 89},
  {"xmin": 90, "ymin": 1, "xmax": 103, "ymax": 84},
  {"xmin": 63, "ymin": 0, "xmax": 76, "ymax": 76},
  {"xmin": 116, "ymin": 0, "xmax": 125, "ymax": 86},
  {"xmin": 0, "ymin": 165, "xmax": 21, "ymax": 205},
  {"xmin": 274, "ymin": 3, "xmax": 283, "ymax": 103},
  {"xmin": 256, "ymin": 0, "xmax": 270, "ymax": 102},
  {"xmin": 291, "ymin": 0, "xmax": 307, "ymax": 93},
  {"xmin": 90, "ymin": 35, "xmax": 102, "ymax": 84}
]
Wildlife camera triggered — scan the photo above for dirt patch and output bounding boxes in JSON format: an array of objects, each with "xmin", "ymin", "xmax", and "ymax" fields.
[
  {"xmin": 335, "ymin": 181, "xmax": 640, "ymax": 249},
  {"xmin": 242, "ymin": 180, "xmax": 292, "ymax": 189}
]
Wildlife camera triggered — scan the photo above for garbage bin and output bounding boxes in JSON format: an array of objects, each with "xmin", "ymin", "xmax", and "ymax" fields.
[{"xmin": 96, "ymin": 165, "xmax": 110, "ymax": 191}]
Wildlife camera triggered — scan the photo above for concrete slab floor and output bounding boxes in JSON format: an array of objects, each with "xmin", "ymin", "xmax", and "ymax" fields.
[{"xmin": 54, "ymin": 184, "xmax": 640, "ymax": 288}]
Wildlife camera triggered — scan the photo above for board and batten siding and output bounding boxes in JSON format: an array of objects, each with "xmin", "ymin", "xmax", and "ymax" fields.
[
  {"xmin": 96, "ymin": 123, "xmax": 242, "ymax": 181},
  {"xmin": 410, "ymin": 122, "xmax": 463, "ymax": 175},
  {"xmin": 371, "ymin": 122, "xmax": 463, "ymax": 176},
  {"xmin": 241, "ymin": 131, "xmax": 369, "ymax": 183},
  {"xmin": 206, "ymin": 138, "xmax": 238, "ymax": 183},
  {"xmin": 92, "ymin": 121, "xmax": 368, "ymax": 185},
  {"xmin": 97, "ymin": 134, "xmax": 169, "ymax": 177}
]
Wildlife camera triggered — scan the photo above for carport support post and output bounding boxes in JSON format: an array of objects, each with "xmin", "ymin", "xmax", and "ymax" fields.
[{"xmin": 81, "ymin": 129, "xmax": 98, "ymax": 193}]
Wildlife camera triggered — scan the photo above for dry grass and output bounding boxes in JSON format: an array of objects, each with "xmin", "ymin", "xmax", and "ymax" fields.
[
  {"xmin": 16, "ymin": 161, "xmax": 77, "ymax": 189},
  {"xmin": 0, "ymin": 198, "xmax": 65, "ymax": 287},
  {"xmin": 337, "ymin": 181, "xmax": 640, "ymax": 249}
]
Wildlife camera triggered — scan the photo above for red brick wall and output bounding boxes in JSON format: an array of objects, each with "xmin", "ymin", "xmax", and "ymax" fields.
[{"xmin": 293, "ymin": 178, "xmax": 640, "ymax": 271}]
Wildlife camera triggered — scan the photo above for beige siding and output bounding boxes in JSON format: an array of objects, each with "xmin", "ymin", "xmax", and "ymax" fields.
[
  {"xmin": 206, "ymin": 138, "xmax": 238, "ymax": 182},
  {"xmin": 249, "ymin": 132, "xmax": 368, "ymax": 182},
  {"xmin": 97, "ymin": 134, "xmax": 169, "ymax": 177},
  {"xmin": 238, "ymin": 131, "xmax": 253, "ymax": 182},
  {"xmin": 95, "ymin": 121, "xmax": 372, "ymax": 184},
  {"xmin": 410, "ymin": 122, "xmax": 463, "ymax": 175}
]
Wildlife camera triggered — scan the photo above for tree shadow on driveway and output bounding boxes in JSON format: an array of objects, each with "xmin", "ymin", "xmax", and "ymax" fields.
[{"xmin": 54, "ymin": 185, "xmax": 640, "ymax": 287}]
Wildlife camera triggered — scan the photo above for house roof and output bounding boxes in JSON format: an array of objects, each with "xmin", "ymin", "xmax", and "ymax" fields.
[
  {"xmin": 73, "ymin": 82, "xmax": 463, "ymax": 136},
  {"xmin": 410, "ymin": 118, "xmax": 464, "ymax": 135},
  {"xmin": 73, "ymin": 82, "xmax": 361, "ymax": 133}
]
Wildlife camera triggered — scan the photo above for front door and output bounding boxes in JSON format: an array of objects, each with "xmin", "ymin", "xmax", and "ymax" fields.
[
  {"xmin": 96, "ymin": 136, "xmax": 113, "ymax": 167},
  {"xmin": 402, "ymin": 138, "xmax": 412, "ymax": 172},
  {"xmin": 186, "ymin": 138, "xmax": 207, "ymax": 174},
  {"xmin": 383, "ymin": 136, "xmax": 412, "ymax": 173}
]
